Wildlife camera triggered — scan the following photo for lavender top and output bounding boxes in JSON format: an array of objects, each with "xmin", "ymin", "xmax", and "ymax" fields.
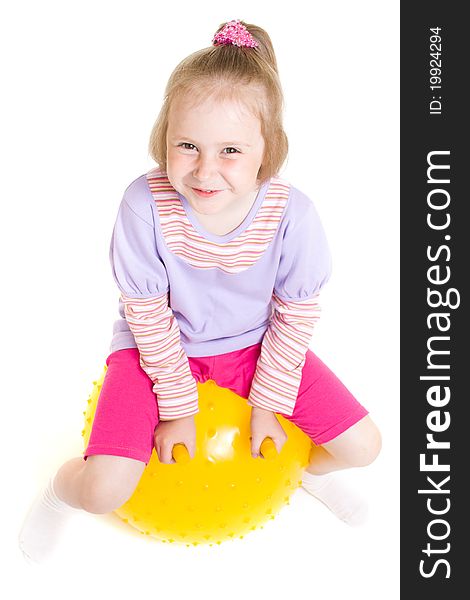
[{"xmin": 109, "ymin": 172, "xmax": 332, "ymax": 357}]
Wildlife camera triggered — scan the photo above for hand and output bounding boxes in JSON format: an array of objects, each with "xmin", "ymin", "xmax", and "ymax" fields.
[
  {"xmin": 250, "ymin": 406, "xmax": 287, "ymax": 458},
  {"xmin": 154, "ymin": 415, "xmax": 196, "ymax": 464}
]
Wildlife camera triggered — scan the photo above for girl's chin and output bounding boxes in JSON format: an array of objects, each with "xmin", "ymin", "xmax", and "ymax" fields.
[{"xmin": 189, "ymin": 201, "xmax": 225, "ymax": 215}]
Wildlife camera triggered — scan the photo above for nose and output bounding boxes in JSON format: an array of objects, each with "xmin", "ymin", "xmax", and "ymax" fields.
[{"xmin": 192, "ymin": 154, "xmax": 216, "ymax": 182}]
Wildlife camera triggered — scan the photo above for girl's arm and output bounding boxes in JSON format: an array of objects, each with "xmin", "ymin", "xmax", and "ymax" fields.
[
  {"xmin": 121, "ymin": 292, "xmax": 199, "ymax": 420},
  {"xmin": 110, "ymin": 178, "xmax": 198, "ymax": 421},
  {"xmin": 248, "ymin": 193, "xmax": 331, "ymax": 417},
  {"xmin": 248, "ymin": 293, "xmax": 321, "ymax": 416}
]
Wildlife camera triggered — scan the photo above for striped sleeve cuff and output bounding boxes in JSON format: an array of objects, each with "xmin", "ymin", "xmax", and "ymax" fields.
[
  {"xmin": 248, "ymin": 293, "xmax": 321, "ymax": 416},
  {"xmin": 121, "ymin": 293, "xmax": 199, "ymax": 420}
]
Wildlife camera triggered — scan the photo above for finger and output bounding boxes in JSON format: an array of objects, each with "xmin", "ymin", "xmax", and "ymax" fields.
[
  {"xmin": 273, "ymin": 437, "xmax": 286, "ymax": 454},
  {"xmin": 186, "ymin": 440, "xmax": 196, "ymax": 459},
  {"xmin": 160, "ymin": 443, "xmax": 174, "ymax": 465},
  {"xmin": 156, "ymin": 444, "xmax": 166, "ymax": 464},
  {"xmin": 276, "ymin": 431, "xmax": 289, "ymax": 452},
  {"xmin": 155, "ymin": 443, "xmax": 163, "ymax": 463},
  {"xmin": 251, "ymin": 436, "xmax": 263, "ymax": 458}
]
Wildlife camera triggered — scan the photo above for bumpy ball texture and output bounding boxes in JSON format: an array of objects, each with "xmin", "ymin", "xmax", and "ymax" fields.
[{"xmin": 82, "ymin": 368, "xmax": 313, "ymax": 546}]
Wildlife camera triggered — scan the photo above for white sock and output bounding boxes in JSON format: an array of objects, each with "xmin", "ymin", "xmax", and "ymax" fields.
[
  {"xmin": 18, "ymin": 475, "xmax": 82, "ymax": 564},
  {"xmin": 301, "ymin": 471, "xmax": 368, "ymax": 526}
]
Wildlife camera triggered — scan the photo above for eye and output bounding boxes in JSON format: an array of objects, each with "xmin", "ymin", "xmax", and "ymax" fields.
[
  {"xmin": 223, "ymin": 147, "xmax": 240, "ymax": 155},
  {"xmin": 179, "ymin": 142, "xmax": 197, "ymax": 151}
]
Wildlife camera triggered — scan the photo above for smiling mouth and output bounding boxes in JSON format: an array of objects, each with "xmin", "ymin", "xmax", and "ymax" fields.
[{"xmin": 192, "ymin": 188, "xmax": 223, "ymax": 197}]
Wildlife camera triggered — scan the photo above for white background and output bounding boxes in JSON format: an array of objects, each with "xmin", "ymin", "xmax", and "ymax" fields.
[{"xmin": 1, "ymin": 1, "xmax": 399, "ymax": 598}]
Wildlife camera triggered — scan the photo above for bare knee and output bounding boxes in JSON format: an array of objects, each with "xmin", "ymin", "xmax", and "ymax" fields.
[
  {"xmin": 79, "ymin": 455, "xmax": 146, "ymax": 514},
  {"xmin": 322, "ymin": 416, "xmax": 382, "ymax": 469},
  {"xmin": 80, "ymin": 479, "xmax": 129, "ymax": 514},
  {"xmin": 347, "ymin": 422, "xmax": 382, "ymax": 468}
]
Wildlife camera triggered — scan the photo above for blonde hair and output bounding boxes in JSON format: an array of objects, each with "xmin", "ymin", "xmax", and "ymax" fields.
[{"xmin": 148, "ymin": 21, "xmax": 288, "ymax": 183}]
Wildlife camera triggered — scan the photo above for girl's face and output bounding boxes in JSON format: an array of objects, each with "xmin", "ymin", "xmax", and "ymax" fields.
[{"xmin": 166, "ymin": 96, "xmax": 265, "ymax": 217}]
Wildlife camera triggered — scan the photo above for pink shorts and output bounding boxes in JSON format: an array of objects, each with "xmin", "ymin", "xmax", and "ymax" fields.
[{"xmin": 84, "ymin": 344, "xmax": 368, "ymax": 464}]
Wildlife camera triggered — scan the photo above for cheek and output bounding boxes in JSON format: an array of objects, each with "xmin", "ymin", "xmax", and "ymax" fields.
[
  {"xmin": 167, "ymin": 151, "xmax": 192, "ymax": 174},
  {"xmin": 227, "ymin": 156, "xmax": 260, "ymax": 174},
  {"xmin": 241, "ymin": 156, "xmax": 264, "ymax": 180},
  {"xmin": 222, "ymin": 160, "xmax": 242, "ymax": 174},
  {"xmin": 225, "ymin": 158, "xmax": 260, "ymax": 182}
]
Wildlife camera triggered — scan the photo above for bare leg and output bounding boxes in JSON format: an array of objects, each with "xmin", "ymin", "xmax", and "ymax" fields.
[
  {"xmin": 53, "ymin": 454, "xmax": 146, "ymax": 514},
  {"xmin": 301, "ymin": 416, "xmax": 382, "ymax": 525},
  {"xmin": 53, "ymin": 457, "xmax": 88, "ymax": 509},
  {"xmin": 305, "ymin": 415, "xmax": 382, "ymax": 475},
  {"xmin": 19, "ymin": 454, "xmax": 145, "ymax": 563}
]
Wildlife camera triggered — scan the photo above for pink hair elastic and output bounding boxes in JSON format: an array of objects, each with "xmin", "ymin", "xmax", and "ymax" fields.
[{"xmin": 212, "ymin": 19, "xmax": 259, "ymax": 48}]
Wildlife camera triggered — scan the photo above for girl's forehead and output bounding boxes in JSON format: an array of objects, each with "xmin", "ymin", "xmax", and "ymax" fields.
[
  {"xmin": 171, "ymin": 82, "xmax": 264, "ymax": 117},
  {"xmin": 168, "ymin": 95, "xmax": 262, "ymax": 132},
  {"xmin": 172, "ymin": 94, "xmax": 256, "ymax": 117}
]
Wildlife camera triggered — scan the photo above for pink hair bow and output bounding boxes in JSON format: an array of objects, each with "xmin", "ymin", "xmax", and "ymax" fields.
[{"xmin": 212, "ymin": 19, "xmax": 259, "ymax": 48}]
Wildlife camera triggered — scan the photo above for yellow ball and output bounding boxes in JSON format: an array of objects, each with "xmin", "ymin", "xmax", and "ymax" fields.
[{"xmin": 83, "ymin": 367, "xmax": 313, "ymax": 546}]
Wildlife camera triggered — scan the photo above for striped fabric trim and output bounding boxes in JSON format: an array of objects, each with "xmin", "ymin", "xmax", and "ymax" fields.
[
  {"xmin": 146, "ymin": 168, "xmax": 290, "ymax": 274},
  {"xmin": 121, "ymin": 293, "xmax": 199, "ymax": 420},
  {"xmin": 248, "ymin": 293, "xmax": 321, "ymax": 416}
]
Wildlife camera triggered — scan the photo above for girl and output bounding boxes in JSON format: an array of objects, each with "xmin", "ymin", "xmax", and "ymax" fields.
[{"xmin": 19, "ymin": 19, "xmax": 381, "ymax": 564}]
